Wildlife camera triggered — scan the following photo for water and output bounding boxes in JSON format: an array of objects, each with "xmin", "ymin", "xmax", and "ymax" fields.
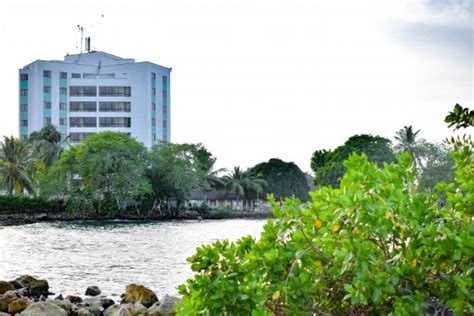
[{"xmin": 0, "ymin": 219, "xmax": 266, "ymax": 298}]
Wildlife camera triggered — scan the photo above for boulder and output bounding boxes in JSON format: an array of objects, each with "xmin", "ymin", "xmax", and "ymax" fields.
[
  {"xmin": 66, "ymin": 294, "xmax": 83, "ymax": 304},
  {"xmin": 122, "ymin": 284, "xmax": 158, "ymax": 308},
  {"xmin": 48, "ymin": 298, "xmax": 72, "ymax": 313},
  {"xmin": 101, "ymin": 297, "xmax": 116, "ymax": 309},
  {"xmin": 78, "ymin": 308, "xmax": 94, "ymax": 316},
  {"xmin": 104, "ymin": 303, "xmax": 147, "ymax": 316},
  {"xmin": 13, "ymin": 275, "xmax": 37, "ymax": 288},
  {"xmin": 0, "ymin": 281, "xmax": 14, "ymax": 295},
  {"xmin": 20, "ymin": 302, "xmax": 67, "ymax": 316},
  {"xmin": 0, "ymin": 291, "xmax": 18, "ymax": 312},
  {"xmin": 8, "ymin": 297, "xmax": 30, "ymax": 314},
  {"xmin": 85, "ymin": 286, "xmax": 101, "ymax": 296},
  {"xmin": 29, "ymin": 279, "xmax": 49, "ymax": 298},
  {"xmin": 148, "ymin": 295, "xmax": 181, "ymax": 316}
]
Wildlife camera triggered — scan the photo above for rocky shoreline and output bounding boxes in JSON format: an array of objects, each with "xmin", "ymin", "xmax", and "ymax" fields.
[
  {"xmin": 0, "ymin": 210, "xmax": 273, "ymax": 226},
  {"xmin": 0, "ymin": 275, "xmax": 179, "ymax": 315}
]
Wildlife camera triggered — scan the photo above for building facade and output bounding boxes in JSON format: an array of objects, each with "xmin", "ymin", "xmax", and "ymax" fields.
[{"xmin": 19, "ymin": 51, "xmax": 171, "ymax": 147}]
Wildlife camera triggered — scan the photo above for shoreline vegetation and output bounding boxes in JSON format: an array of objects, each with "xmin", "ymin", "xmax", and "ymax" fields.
[
  {"xmin": 0, "ymin": 275, "xmax": 180, "ymax": 315},
  {"xmin": 0, "ymin": 207, "xmax": 273, "ymax": 226}
]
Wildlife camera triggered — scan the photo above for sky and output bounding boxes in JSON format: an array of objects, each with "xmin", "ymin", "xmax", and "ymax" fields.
[{"xmin": 0, "ymin": 0, "xmax": 472, "ymax": 172}]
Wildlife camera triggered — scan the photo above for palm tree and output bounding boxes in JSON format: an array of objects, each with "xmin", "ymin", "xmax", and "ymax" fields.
[
  {"xmin": 0, "ymin": 136, "xmax": 35, "ymax": 195},
  {"xmin": 29, "ymin": 124, "xmax": 62, "ymax": 169},
  {"xmin": 222, "ymin": 166, "xmax": 267, "ymax": 210},
  {"xmin": 198, "ymin": 161, "xmax": 226, "ymax": 205},
  {"xmin": 394, "ymin": 125, "xmax": 423, "ymax": 171}
]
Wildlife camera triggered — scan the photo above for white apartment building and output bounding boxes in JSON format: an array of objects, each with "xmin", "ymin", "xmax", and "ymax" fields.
[{"xmin": 19, "ymin": 51, "xmax": 171, "ymax": 147}]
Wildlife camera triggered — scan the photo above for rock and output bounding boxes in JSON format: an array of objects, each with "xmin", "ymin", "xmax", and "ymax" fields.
[
  {"xmin": 101, "ymin": 297, "xmax": 116, "ymax": 309},
  {"xmin": 20, "ymin": 301, "xmax": 67, "ymax": 316},
  {"xmin": 0, "ymin": 291, "xmax": 18, "ymax": 312},
  {"xmin": 122, "ymin": 284, "xmax": 158, "ymax": 308},
  {"xmin": 0, "ymin": 312, "xmax": 11, "ymax": 316},
  {"xmin": 13, "ymin": 275, "xmax": 37, "ymax": 288},
  {"xmin": 148, "ymin": 295, "xmax": 181, "ymax": 316},
  {"xmin": 9, "ymin": 280, "xmax": 23, "ymax": 290},
  {"xmin": 85, "ymin": 286, "xmax": 101, "ymax": 296},
  {"xmin": 48, "ymin": 298, "xmax": 72, "ymax": 313},
  {"xmin": 104, "ymin": 303, "xmax": 147, "ymax": 316},
  {"xmin": 28, "ymin": 279, "xmax": 49, "ymax": 298},
  {"xmin": 66, "ymin": 295, "xmax": 83, "ymax": 304},
  {"xmin": 55, "ymin": 294, "xmax": 64, "ymax": 300},
  {"xmin": 78, "ymin": 307, "xmax": 94, "ymax": 316},
  {"xmin": 0, "ymin": 281, "xmax": 14, "ymax": 295},
  {"xmin": 8, "ymin": 297, "xmax": 30, "ymax": 314}
]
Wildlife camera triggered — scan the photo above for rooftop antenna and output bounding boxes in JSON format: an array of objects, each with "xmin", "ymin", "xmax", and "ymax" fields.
[{"xmin": 77, "ymin": 25, "xmax": 84, "ymax": 53}]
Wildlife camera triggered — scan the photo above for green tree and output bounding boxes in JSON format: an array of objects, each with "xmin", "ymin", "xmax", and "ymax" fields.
[
  {"xmin": 28, "ymin": 124, "xmax": 62, "ymax": 169},
  {"xmin": 0, "ymin": 136, "xmax": 35, "ymax": 195},
  {"xmin": 310, "ymin": 134, "xmax": 395, "ymax": 187},
  {"xmin": 222, "ymin": 166, "xmax": 267, "ymax": 209},
  {"xmin": 41, "ymin": 132, "xmax": 151, "ymax": 214},
  {"xmin": 250, "ymin": 158, "xmax": 310, "ymax": 201},
  {"xmin": 194, "ymin": 145, "xmax": 226, "ymax": 204},
  {"xmin": 417, "ymin": 140, "xmax": 454, "ymax": 191},
  {"xmin": 394, "ymin": 125, "xmax": 423, "ymax": 171},
  {"xmin": 148, "ymin": 143, "xmax": 202, "ymax": 212}
]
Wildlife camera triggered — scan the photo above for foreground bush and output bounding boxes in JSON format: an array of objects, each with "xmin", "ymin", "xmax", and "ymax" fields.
[{"xmin": 177, "ymin": 146, "xmax": 473, "ymax": 314}]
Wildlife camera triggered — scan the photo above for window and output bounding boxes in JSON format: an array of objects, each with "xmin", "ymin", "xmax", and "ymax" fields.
[
  {"xmin": 44, "ymin": 117, "xmax": 51, "ymax": 125},
  {"xmin": 163, "ymin": 120, "xmax": 167, "ymax": 128},
  {"xmin": 152, "ymin": 133, "xmax": 156, "ymax": 141},
  {"xmin": 163, "ymin": 105, "xmax": 167, "ymax": 113},
  {"xmin": 60, "ymin": 72, "xmax": 67, "ymax": 79},
  {"xmin": 152, "ymin": 118, "xmax": 156, "ymax": 126},
  {"xmin": 70, "ymin": 117, "xmax": 97, "ymax": 127},
  {"xmin": 20, "ymin": 104, "xmax": 28, "ymax": 111},
  {"xmin": 152, "ymin": 103, "xmax": 156, "ymax": 111},
  {"xmin": 60, "ymin": 118, "xmax": 66, "ymax": 125},
  {"xmin": 43, "ymin": 86, "xmax": 51, "ymax": 93},
  {"xmin": 162, "ymin": 76, "xmax": 167, "ymax": 84},
  {"xmin": 60, "ymin": 133, "xmax": 67, "ymax": 141},
  {"xmin": 99, "ymin": 86, "xmax": 131, "ymax": 97},
  {"xmin": 162, "ymin": 91, "xmax": 167, "ymax": 98},
  {"xmin": 21, "ymin": 120, "xmax": 28, "ymax": 126},
  {"xmin": 20, "ymin": 74, "xmax": 28, "ymax": 81},
  {"xmin": 60, "ymin": 103, "xmax": 67, "ymax": 110},
  {"xmin": 71, "ymin": 73, "xmax": 81, "ymax": 78},
  {"xmin": 70, "ymin": 132, "xmax": 95, "ymax": 142},
  {"xmin": 99, "ymin": 102, "xmax": 131, "ymax": 112},
  {"xmin": 43, "ymin": 70, "xmax": 51, "ymax": 78},
  {"xmin": 43, "ymin": 101, "xmax": 51, "ymax": 109},
  {"xmin": 21, "ymin": 135, "xmax": 28, "ymax": 140},
  {"xmin": 151, "ymin": 88, "xmax": 156, "ymax": 95},
  {"xmin": 70, "ymin": 101, "xmax": 97, "ymax": 112},
  {"xmin": 151, "ymin": 72, "xmax": 156, "ymax": 80},
  {"xmin": 163, "ymin": 135, "xmax": 167, "ymax": 141},
  {"xmin": 20, "ymin": 89, "xmax": 28, "ymax": 96},
  {"xmin": 70, "ymin": 86, "xmax": 97, "ymax": 96},
  {"xmin": 60, "ymin": 87, "xmax": 67, "ymax": 95},
  {"xmin": 99, "ymin": 117, "xmax": 131, "ymax": 128}
]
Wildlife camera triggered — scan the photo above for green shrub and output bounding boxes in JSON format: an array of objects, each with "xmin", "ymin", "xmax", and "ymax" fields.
[
  {"xmin": 177, "ymin": 148, "xmax": 473, "ymax": 314},
  {"xmin": 0, "ymin": 196, "xmax": 64, "ymax": 214}
]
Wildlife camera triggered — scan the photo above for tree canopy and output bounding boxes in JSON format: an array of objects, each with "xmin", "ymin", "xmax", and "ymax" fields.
[
  {"xmin": 41, "ymin": 132, "xmax": 151, "ymax": 214},
  {"xmin": 310, "ymin": 134, "xmax": 396, "ymax": 187},
  {"xmin": 250, "ymin": 158, "xmax": 310, "ymax": 201}
]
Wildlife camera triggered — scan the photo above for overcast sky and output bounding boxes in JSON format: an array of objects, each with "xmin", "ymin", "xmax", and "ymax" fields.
[{"xmin": 0, "ymin": 0, "xmax": 472, "ymax": 172}]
